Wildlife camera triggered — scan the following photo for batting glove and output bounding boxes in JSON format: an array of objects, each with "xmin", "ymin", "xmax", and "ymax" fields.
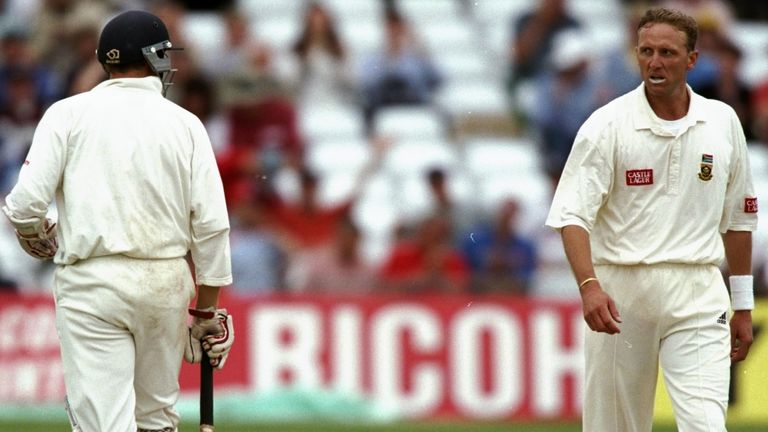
[
  {"xmin": 15, "ymin": 218, "xmax": 58, "ymax": 259},
  {"xmin": 185, "ymin": 307, "xmax": 234, "ymax": 369}
]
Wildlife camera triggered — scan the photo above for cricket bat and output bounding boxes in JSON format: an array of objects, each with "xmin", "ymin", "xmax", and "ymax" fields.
[{"xmin": 200, "ymin": 351, "xmax": 215, "ymax": 432}]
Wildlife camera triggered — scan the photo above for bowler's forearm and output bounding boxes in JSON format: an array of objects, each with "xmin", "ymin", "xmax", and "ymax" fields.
[
  {"xmin": 722, "ymin": 230, "xmax": 752, "ymax": 275},
  {"xmin": 561, "ymin": 225, "xmax": 597, "ymax": 285}
]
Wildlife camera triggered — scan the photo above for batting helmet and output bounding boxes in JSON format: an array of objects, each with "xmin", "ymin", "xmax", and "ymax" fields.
[{"xmin": 96, "ymin": 10, "xmax": 181, "ymax": 94}]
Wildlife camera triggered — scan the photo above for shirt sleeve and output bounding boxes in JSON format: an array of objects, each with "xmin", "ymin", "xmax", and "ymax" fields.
[
  {"xmin": 545, "ymin": 130, "xmax": 613, "ymax": 232},
  {"xmin": 188, "ymin": 118, "xmax": 233, "ymax": 286},
  {"xmin": 3, "ymin": 103, "xmax": 67, "ymax": 232},
  {"xmin": 720, "ymin": 112, "xmax": 758, "ymax": 233}
]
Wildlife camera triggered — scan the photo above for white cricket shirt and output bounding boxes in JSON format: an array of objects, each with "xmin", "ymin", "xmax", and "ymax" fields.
[
  {"xmin": 3, "ymin": 77, "xmax": 232, "ymax": 286},
  {"xmin": 546, "ymin": 84, "xmax": 757, "ymax": 266}
]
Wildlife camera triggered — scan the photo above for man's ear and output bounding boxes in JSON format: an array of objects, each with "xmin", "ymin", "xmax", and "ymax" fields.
[{"xmin": 687, "ymin": 50, "xmax": 699, "ymax": 71}]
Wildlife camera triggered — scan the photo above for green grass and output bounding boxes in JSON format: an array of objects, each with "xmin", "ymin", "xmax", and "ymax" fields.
[
  {"xmin": 0, "ymin": 422, "xmax": 575, "ymax": 432},
  {"xmin": 0, "ymin": 422, "xmax": 766, "ymax": 432}
]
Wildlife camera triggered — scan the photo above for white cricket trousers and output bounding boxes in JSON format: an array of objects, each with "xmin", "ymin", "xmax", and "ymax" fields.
[
  {"xmin": 584, "ymin": 264, "xmax": 731, "ymax": 432},
  {"xmin": 53, "ymin": 255, "xmax": 195, "ymax": 432}
]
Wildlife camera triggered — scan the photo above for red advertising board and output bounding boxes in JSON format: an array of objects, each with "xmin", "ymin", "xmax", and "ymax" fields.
[{"xmin": 0, "ymin": 292, "xmax": 584, "ymax": 421}]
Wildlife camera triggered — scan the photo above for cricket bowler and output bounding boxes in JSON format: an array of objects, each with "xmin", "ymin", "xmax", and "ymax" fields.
[{"xmin": 546, "ymin": 7, "xmax": 756, "ymax": 431}]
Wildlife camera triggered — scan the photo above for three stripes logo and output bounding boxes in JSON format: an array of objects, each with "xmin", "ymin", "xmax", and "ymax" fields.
[{"xmin": 717, "ymin": 312, "xmax": 727, "ymax": 325}]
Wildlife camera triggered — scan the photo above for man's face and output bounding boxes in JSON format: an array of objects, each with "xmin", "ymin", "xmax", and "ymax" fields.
[{"xmin": 636, "ymin": 23, "xmax": 697, "ymax": 99}]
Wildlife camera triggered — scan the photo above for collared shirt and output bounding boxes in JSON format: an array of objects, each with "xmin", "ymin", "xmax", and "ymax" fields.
[
  {"xmin": 546, "ymin": 83, "xmax": 757, "ymax": 266},
  {"xmin": 3, "ymin": 76, "xmax": 232, "ymax": 286}
]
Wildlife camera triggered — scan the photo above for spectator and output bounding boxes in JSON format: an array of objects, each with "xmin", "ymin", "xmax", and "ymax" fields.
[
  {"xmin": 164, "ymin": 47, "xmax": 202, "ymax": 103},
  {"xmin": 288, "ymin": 1, "xmax": 358, "ymax": 108},
  {"xmin": 268, "ymin": 136, "xmax": 389, "ymax": 251},
  {"xmin": 213, "ymin": 15, "xmax": 302, "ymax": 198},
  {"xmin": 528, "ymin": 30, "xmax": 603, "ymax": 186},
  {"xmin": 150, "ymin": 0, "xmax": 205, "ymax": 103},
  {"xmin": 288, "ymin": 215, "xmax": 377, "ymax": 294},
  {"xmin": 150, "ymin": 0, "xmax": 189, "ymax": 49},
  {"xmin": 0, "ymin": 68, "xmax": 45, "ymax": 193},
  {"xmin": 61, "ymin": 17, "xmax": 107, "ymax": 96},
  {"xmin": 685, "ymin": 18, "xmax": 721, "ymax": 91},
  {"xmin": 662, "ymin": 0, "xmax": 736, "ymax": 31},
  {"xmin": 425, "ymin": 167, "xmax": 451, "ymax": 222},
  {"xmin": 748, "ymin": 48, "xmax": 768, "ymax": 143},
  {"xmin": 270, "ymin": 167, "xmax": 350, "ymax": 250},
  {"xmin": 215, "ymin": 95, "xmax": 304, "ymax": 203},
  {"xmin": 200, "ymin": 7, "xmax": 260, "ymax": 78},
  {"xmin": 460, "ymin": 198, "xmax": 537, "ymax": 295},
  {"xmin": 27, "ymin": 0, "xmax": 109, "ymax": 75},
  {"xmin": 752, "ymin": 81, "xmax": 768, "ymax": 144},
  {"xmin": 662, "ymin": 0, "xmax": 738, "ymax": 91},
  {"xmin": 0, "ymin": 0, "xmax": 37, "ymax": 30},
  {"xmin": 0, "ymin": 27, "xmax": 61, "ymax": 110},
  {"xmin": 177, "ymin": 75, "xmax": 229, "ymax": 155},
  {"xmin": 730, "ymin": 0, "xmax": 768, "ymax": 21},
  {"xmin": 423, "ymin": 166, "xmax": 475, "ymax": 237},
  {"xmin": 214, "ymin": 8, "xmax": 290, "ymax": 108},
  {"xmin": 228, "ymin": 181, "xmax": 287, "ymax": 296},
  {"xmin": 593, "ymin": 5, "xmax": 644, "ymax": 104},
  {"xmin": 359, "ymin": 8, "xmax": 442, "ymax": 132},
  {"xmin": 507, "ymin": 0, "xmax": 581, "ymax": 95},
  {"xmin": 697, "ymin": 34, "xmax": 754, "ymax": 140},
  {"xmin": 379, "ymin": 213, "xmax": 469, "ymax": 294}
]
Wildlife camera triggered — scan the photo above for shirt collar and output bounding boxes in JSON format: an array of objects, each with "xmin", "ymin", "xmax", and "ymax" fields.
[
  {"xmin": 632, "ymin": 82, "xmax": 707, "ymax": 135},
  {"xmin": 93, "ymin": 76, "xmax": 163, "ymax": 94}
]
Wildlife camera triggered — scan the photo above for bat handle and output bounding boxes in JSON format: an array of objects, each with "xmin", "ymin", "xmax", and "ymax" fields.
[{"xmin": 200, "ymin": 351, "xmax": 214, "ymax": 431}]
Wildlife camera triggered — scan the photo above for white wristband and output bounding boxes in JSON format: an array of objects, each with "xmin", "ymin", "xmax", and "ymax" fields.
[{"xmin": 729, "ymin": 275, "xmax": 754, "ymax": 311}]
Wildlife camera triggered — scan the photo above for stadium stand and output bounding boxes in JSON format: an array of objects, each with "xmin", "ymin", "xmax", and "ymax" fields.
[
  {"xmin": 1, "ymin": 0, "xmax": 767, "ymax": 297},
  {"xmin": 373, "ymin": 106, "xmax": 448, "ymax": 140}
]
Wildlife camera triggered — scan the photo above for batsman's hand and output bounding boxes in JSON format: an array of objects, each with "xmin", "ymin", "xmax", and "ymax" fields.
[
  {"xmin": 15, "ymin": 218, "xmax": 58, "ymax": 259},
  {"xmin": 185, "ymin": 307, "xmax": 234, "ymax": 369}
]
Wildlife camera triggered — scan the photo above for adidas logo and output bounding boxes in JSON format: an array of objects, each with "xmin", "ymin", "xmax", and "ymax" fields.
[{"xmin": 717, "ymin": 312, "xmax": 727, "ymax": 325}]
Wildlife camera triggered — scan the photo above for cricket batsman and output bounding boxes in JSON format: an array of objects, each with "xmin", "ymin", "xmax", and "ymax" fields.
[{"xmin": 2, "ymin": 10, "xmax": 234, "ymax": 432}]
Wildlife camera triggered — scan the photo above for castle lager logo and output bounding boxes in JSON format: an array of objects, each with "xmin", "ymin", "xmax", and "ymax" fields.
[
  {"xmin": 626, "ymin": 169, "xmax": 653, "ymax": 186},
  {"xmin": 745, "ymin": 197, "xmax": 758, "ymax": 213}
]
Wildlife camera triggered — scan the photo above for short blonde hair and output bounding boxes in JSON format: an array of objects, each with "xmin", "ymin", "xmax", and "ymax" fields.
[{"xmin": 637, "ymin": 7, "xmax": 698, "ymax": 52}]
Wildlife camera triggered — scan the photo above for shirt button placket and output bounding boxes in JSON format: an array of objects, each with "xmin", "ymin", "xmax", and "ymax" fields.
[{"xmin": 668, "ymin": 138, "xmax": 680, "ymax": 195}]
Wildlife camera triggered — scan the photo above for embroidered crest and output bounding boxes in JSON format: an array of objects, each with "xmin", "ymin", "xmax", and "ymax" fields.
[
  {"xmin": 698, "ymin": 153, "xmax": 713, "ymax": 181},
  {"xmin": 625, "ymin": 169, "xmax": 653, "ymax": 186}
]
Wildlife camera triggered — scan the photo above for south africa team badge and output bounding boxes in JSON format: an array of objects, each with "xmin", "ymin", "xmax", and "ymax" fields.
[{"xmin": 698, "ymin": 153, "xmax": 713, "ymax": 181}]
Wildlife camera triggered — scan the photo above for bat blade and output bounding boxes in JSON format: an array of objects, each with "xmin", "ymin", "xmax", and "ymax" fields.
[{"xmin": 200, "ymin": 351, "xmax": 214, "ymax": 431}]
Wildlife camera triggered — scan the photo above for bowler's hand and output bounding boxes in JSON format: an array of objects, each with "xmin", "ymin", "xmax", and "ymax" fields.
[
  {"xmin": 730, "ymin": 310, "xmax": 753, "ymax": 363},
  {"xmin": 580, "ymin": 282, "xmax": 622, "ymax": 334}
]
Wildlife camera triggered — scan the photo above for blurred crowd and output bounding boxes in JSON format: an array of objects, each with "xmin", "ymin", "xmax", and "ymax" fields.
[{"xmin": 0, "ymin": 0, "xmax": 767, "ymax": 298}]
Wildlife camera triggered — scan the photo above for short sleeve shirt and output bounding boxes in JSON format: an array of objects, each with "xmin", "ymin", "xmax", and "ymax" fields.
[{"xmin": 546, "ymin": 84, "xmax": 757, "ymax": 266}]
